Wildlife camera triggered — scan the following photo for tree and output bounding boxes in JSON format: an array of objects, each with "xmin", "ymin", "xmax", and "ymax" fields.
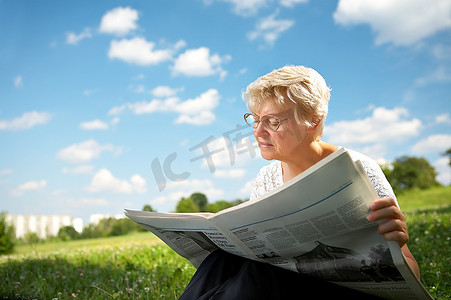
[
  {"xmin": 58, "ymin": 225, "xmax": 80, "ymax": 241},
  {"xmin": 190, "ymin": 192, "xmax": 208, "ymax": 211},
  {"xmin": 23, "ymin": 232, "xmax": 40, "ymax": 244},
  {"xmin": 109, "ymin": 218, "xmax": 142, "ymax": 236},
  {"xmin": 445, "ymin": 148, "xmax": 451, "ymax": 167},
  {"xmin": 206, "ymin": 200, "xmax": 233, "ymax": 213},
  {"xmin": 387, "ymin": 156, "xmax": 440, "ymax": 193},
  {"xmin": 176, "ymin": 197, "xmax": 200, "ymax": 213},
  {"xmin": 0, "ymin": 212, "xmax": 15, "ymax": 255},
  {"xmin": 80, "ymin": 223, "xmax": 101, "ymax": 239},
  {"xmin": 142, "ymin": 204, "xmax": 155, "ymax": 212}
]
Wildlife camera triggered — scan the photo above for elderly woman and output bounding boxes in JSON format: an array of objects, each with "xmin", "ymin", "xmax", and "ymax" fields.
[{"xmin": 180, "ymin": 65, "xmax": 419, "ymax": 299}]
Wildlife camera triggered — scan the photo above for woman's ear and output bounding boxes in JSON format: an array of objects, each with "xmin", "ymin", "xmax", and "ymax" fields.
[{"xmin": 307, "ymin": 118, "xmax": 321, "ymax": 132}]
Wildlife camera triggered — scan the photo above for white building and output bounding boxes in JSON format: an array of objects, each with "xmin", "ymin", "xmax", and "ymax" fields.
[{"xmin": 6, "ymin": 215, "xmax": 83, "ymax": 239}]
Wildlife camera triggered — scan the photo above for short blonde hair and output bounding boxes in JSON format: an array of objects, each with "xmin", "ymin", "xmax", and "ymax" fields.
[{"xmin": 243, "ymin": 65, "xmax": 331, "ymax": 139}]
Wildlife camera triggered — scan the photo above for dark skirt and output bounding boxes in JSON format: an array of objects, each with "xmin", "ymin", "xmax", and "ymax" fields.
[{"xmin": 179, "ymin": 250, "xmax": 384, "ymax": 300}]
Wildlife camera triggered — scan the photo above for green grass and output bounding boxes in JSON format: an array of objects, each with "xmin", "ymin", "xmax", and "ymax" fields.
[
  {"xmin": 12, "ymin": 231, "xmax": 161, "ymax": 255},
  {"xmin": 405, "ymin": 206, "xmax": 450, "ymax": 299},
  {"xmin": 1, "ymin": 187, "xmax": 450, "ymax": 299},
  {"xmin": 0, "ymin": 232, "xmax": 196, "ymax": 299},
  {"xmin": 397, "ymin": 185, "xmax": 451, "ymax": 210}
]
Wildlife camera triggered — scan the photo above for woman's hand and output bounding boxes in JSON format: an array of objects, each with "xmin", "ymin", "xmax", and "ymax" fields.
[
  {"xmin": 367, "ymin": 197, "xmax": 420, "ymax": 279},
  {"xmin": 367, "ymin": 197, "xmax": 409, "ymax": 247}
]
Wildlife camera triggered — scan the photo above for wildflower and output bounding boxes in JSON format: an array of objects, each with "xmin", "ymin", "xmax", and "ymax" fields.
[
  {"xmin": 144, "ymin": 287, "xmax": 150, "ymax": 293},
  {"xmin": 79, "ymin": 273, "xmax": 84, "ymax": 278}
]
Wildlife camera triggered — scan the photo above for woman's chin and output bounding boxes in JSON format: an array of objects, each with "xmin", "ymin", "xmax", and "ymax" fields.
[{"xmin": 260, "ymin": 150, "xmax": 276, "ymax": 161}]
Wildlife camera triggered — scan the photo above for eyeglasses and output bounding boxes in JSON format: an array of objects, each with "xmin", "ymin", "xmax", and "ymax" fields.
[{"xmin": 244, "ymin": 113, "xmax": 290, "ymax": 131}]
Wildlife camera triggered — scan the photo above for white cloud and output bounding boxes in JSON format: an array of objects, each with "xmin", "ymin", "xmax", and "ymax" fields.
[
  {"xmin": 333, "ymin": 0, "xmax": 451, "ymax": 46},
  {"xmin": 0, "ymin": 111, "xmax": 52, "ymax": 131},
  {"xmin": 165, "ymin": 178, "xmax": 224, "ymax": 200},
  {"xmin": 411, "ymin": 134, "xmax": 451, "ymax": 155},
  {"xmin": 79, "ymin": 119, "xmax": 109, "ymax": 130},
  {"xmin": 80, "ymin": 198, "xmax": 109, "ymax": 206},
  {"xmin": 204, "ymin": 0, "xmax": 306, "ymax": 16},
  {"xmin": 14, "ymin": 75, "xmax": 23, "ymax": 87},
  {"xmin": 432, "ymin": 44, "xmax": 451, "ymax": 60},
  {"xmin": 214, "ymin": 168, "xmax": 246, "ymax": 178},
  {"xmin": 239, "ymin": 180, "xmax": 254, "ymax": 198},
  {"xmin": 175, "ymin": 111, "xmax": 216, "ymax": 125},
  {"xmin": 415, "ymin": 67, "xmax": 451, "ymax": 86},
  {"xmin": 280, "ymin": 0, "xmax": 308, "ymax": 7},
  {"xmin": 132, "ymin": 73, "xmax": 146, "ymax": 80},
  {"xmin": 108, "ymin": 105, "xmax": 127, "ymax": 116},
  {"xmin": 12, "ymin": 180, "xmax": 47, "ymax": 196},
  {"xmin": 57, "ymin": 139, "xmax": 121, "ymax": 163},
  {"xmin": 326, "ymin": 107, "xmax": 422, "ymax": 145},
  {"xmin": 436, "ymin": 113, "xmax": 451, "ymax": 125},
  {"xmin": 62, "ymin": 165, "xmax": 95, "ymax": 175},
  {"xmin": 151, "ymin": 86, "xmax": 183, "ymax": 98},
  {"xmin": 172, "ymin": 47, "xmax": 230, "ymax": 79},
  {"xmin": 175, "ymin": 89, "xmax": 219, "ymax": 115},
  {"xmin": 18, "ymin": 180, "xmax": 47, "ymax": 191},
  {"xmin": 86, "ymin": 168, "xmax": 147, "ymax": 194},
  {"xmin": 129, "ymin": 84, "xmax": 145, "ymax": 93},
  {"xmin": 108, "ymin": 89, "xmax": 220, "ymax": 125},
  {"xmin": 247, "ymin": 11, "xmax": 295, "ymax": 46},
  {"xmin": 204, "ymin": 0, "xmax": 268, "ymax": 16},
  {"xmin": 111, "ymin": 117, "xmax": 120, "ymax": 126},
  {"xmin": 108, "ymin": 37, "xmax": 173, "ymax": 66},
  {"xmin": 0, "ymin": 169, "xmax": 13, "ymax": 176},
  {"xmin": 433, "ymin": 157, "xmax": 451, "ymax": 185},
  {"xmin": 191, "ymin": 134, "xmax": 259, "ymax": 171},
  {"xmin": 83, "ymin": 89, "xmax": 99, "ymax": 96},
  {"xmin": 174, "ymin": 39, "xmax": 187, "ymax": 50},
  {"xmin": 99, "ymin": 6, "xmax": 139, "ymax": 36},
  {"xmin": 66, "ymin": 28, "xmax": 92, "ymax": 45},
  {"xmin": 126, "ymin": 97, "xmax": 179, "ymax": 114}
]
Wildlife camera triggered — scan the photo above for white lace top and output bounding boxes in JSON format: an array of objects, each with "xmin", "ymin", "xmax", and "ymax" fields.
[{"xmin": 249, "ymin": 148, "xmax": 397, "ymax": 203}]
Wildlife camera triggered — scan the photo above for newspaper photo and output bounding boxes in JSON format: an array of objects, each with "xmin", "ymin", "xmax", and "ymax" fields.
[{"xmin": 125, "ymin": 148, "xmax": 433, "ymax": 299}]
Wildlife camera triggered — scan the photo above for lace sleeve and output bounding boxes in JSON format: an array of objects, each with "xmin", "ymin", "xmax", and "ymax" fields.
[
  {"xmin": 347, "ymin": 149, "xmax": 397, "ymax": 203},
  {"xmin": 250, "ymin": 162, "xmax": 283, "ymax": 201},
  {"xmin": 360, "ymin": 159, "xmax": 397, "ymax": 200}
]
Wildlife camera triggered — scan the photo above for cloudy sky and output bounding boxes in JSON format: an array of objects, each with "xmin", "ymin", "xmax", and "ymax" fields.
[{"xmin": 1, "ymin": 0, "xmax": 450, "ymax": 224}]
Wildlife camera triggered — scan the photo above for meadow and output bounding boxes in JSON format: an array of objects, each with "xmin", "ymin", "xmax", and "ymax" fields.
[{"xmin": 1, "ymin": 186, "xmax": 450, "ymax": 299}]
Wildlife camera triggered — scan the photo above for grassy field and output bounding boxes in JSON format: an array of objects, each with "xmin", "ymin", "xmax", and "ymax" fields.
[
  {"xmin": 1, "ymin": 186, "xmax": 450, "ymax": 299},
  {"xmin": 396, "ymin": 185, "xmax": 451, "ymax": 210},
  {"xmin": 0, "ymin": 232, "xmax": 196, "ymax": 299}
]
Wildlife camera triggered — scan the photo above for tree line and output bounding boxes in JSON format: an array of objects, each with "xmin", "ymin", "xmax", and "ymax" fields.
[{"xmin": 1, "ymin": 151, "xmax": 450, "ymax": 255}]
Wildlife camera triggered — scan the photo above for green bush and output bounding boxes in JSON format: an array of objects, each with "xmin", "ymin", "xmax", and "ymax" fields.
[
  {"xmin": 58, "ymin": 226, "xmax": 80, "ymax": 241},
  {"xmin": 0, "ymin": 212, "xmax": 15, "ymax": 255}
]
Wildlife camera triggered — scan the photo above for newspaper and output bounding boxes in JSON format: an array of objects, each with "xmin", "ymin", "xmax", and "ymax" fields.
[{"xmin": 125, "ymin": 148, "xmax": 432, "ymax": 299}]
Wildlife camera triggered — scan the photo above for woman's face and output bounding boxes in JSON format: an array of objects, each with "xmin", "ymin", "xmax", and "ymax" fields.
[{"xmin": 253, "ymin": 101, "xmax": 310, "ymax": 162}]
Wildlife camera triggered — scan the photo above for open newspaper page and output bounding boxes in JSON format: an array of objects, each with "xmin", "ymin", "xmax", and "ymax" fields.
[
  {"xmin": 125, "ymin": 148, "xmax": 432, "ymax": 299},
  {"xmin": 123, "ymin": 211, "xmax": 219, "ymax": 268}
]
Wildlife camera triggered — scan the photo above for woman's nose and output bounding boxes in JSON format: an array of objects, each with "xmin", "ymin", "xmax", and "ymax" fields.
[{"xmin": 253, "ymin": 121, "xmax": 268, "ymax": 137}]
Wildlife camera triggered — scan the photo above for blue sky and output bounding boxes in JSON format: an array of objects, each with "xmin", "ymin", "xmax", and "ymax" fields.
[{"xmin": 1, "ymin": 0, "xmax": 450, "ymax": 225}]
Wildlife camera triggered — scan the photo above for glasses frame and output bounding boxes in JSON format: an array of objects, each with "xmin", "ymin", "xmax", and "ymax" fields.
[{"xmin": 244, "ymin": 113, "xmax": 290, "ymax": 131}]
